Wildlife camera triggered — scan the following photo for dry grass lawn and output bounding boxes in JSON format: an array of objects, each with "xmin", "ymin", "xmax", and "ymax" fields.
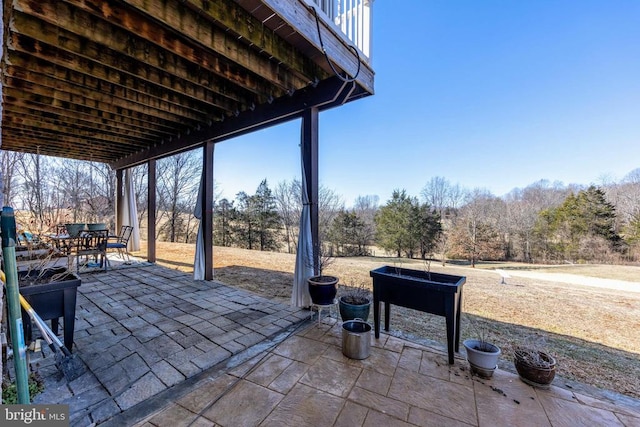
[{"xmin": 133, "ymin": 241, "xmax": 640, "ymax": 400}]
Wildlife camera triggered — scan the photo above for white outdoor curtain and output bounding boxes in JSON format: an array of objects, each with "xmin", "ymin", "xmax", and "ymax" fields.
[
  {"xmin": 122, "ymin": 169, "xmax": 140, "ymax": 251},
  {"xmin": 291, "ymin": 142, "xmax": 313, "ymax": 307},
  {"xmin": 194, "ymin": 145, "xmax": 214, "ymax": 280}
]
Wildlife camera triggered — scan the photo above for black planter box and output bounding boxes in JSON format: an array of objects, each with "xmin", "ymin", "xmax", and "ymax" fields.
[
  {"xmin": 19, "ymin": 267, "xmax": 81, "ymax": 351},
  {"xmin": 370, "ymin": 265, "xmax": 465, "ymax": 364}
]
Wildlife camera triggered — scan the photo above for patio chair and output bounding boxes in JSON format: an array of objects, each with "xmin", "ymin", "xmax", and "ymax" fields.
[
  {"xmin": 107, "ymin": 225, "xmax": 133, "ymax": 262},
  {"xmin": 74, "ymin": 229, "xmax": 109, "ymax": 273}
]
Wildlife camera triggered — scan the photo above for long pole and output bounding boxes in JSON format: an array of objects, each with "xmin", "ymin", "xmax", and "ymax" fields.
[{"xmin": 1, "ymin": 206, "xmax": 30, "ymax": 403}]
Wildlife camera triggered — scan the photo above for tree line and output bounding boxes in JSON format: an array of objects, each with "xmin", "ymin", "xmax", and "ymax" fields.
[{"xmin": 2, "ymin": 149, "xmax": 639, "ymax": 264}]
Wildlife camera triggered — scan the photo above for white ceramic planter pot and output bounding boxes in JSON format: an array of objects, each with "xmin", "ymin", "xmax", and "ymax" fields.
[{"xmin": 463, "ymin": 339, "xmax": 501, "ymax": 378}]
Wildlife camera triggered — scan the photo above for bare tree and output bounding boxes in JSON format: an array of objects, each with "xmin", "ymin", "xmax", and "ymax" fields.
[
  {"xmin": 352, "ymin": 195, "xmax": 378, "ymax": 250},
  {"xmin": 274, "ymin": 179, "xmax": 302, "ymax": 253},
  {"xmin": 130, "ymin": 164, "xmax": 149, "ymax": 230},
  {"xmin": 448, "ymin": 189, "xmax": 505, "ymax": 266},
  {"xmin": 84, "ymin": 161, "xmax": 115, "ymax": 227},
  {"xmin": 1, "ymin": 150, "xmax": 23, "ymax": 206},
  {"xmin": 504, "ymin": 180, "xmax": 575, "ymax": 261},
  {"xmin": 421, "ymin": 177, "xmax": 466, "ymax": 265},
  {"xmin": 156, "ymin": 151, "xmax": 201, "ymax": 242},
  {"xmin": 319, "ymin": 184, "xmax": 344, "ymax": 242}
]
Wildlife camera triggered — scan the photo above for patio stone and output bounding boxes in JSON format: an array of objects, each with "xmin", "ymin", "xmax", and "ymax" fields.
[
  {"xmin": 220, "ymin": 339, "xmax": 246, "ymax": 354},
  {"xmin": 246, "ymin": 353, "xmax": 294, "ymax": 387},
  {"xmin": 115, "ymin": 372, "xmax": 165, "ymax": 411},
  {"xmin": 201, "ymin": 380, "xmax": 284, "ymax": 426},
  {"xmin": 145, "ymin": 403, "xmax": 199, "ymax": 427},
  {"xmin": 397, "ymin": 346, "xmax": 423, "ymax": 372},
  {"xmin": 95, "ymin": 364, "xmax": 130, "ymax": 395},
  {"xmin": 260, "ymin": 383, "xmax": 342, "ymax": 427},
  {"xmin": 408, "ymin": 406, "xmax": 474, "ymax": 427},
  {"xmin": 62, "ymin": 384, "xmax": 111, "ymax": 414},
  {"xmin": 172, "ymin": 360, "xmax": 202, "ymax": 378},
  {"xmin": 388, "ymin": 367, "xmax": 477, "ymax": 425},
  {"xmin": 235, "ymin": 331, "xmax": 267, "ymax": 347},
  {"xmin": 176, "ymin": 374, "xmax": 238, "ymax": 413},
  {"xmin": 348, "ymin": 386, "xmax": 410, "ymax": 420},
  {"xmin": 135, "ymin": 324, "xmax": 165, "ymax": 342},
  {"xmin": 537, "ymin": 392, "xmax": 624, "ymax": 426},
  {"xmin": 572, "ymin": 391, "xmax": 640, "ymax": 418},
  {"xmin": 67, "ymin": 370, "xmax": 102, "ymax": 395},
  {"xmin": 117, "ymin": 352, "xmax": 148, "ymax": 375},
  {"xmin": 108, "ymin": 342, "xmax": 135, "ymax": 362},
  {"xmin": 273, "ymin": 335, "xmax": 329, "ymax": 363},
  {"xmin": 89, "ymin": 399, "xmax": 122, "ymax": 425},
  {"xmin": 474, "ymin": 369, "xmax": 550, "ymax": 427},
  {"xmin": 267, "ymin": 360, "xmax": 310, "ymax": 394},
  {"xmin": 335, "ymin": 401, "xmax": 369, "ymax": 427},
  {"xmin": 419, "ymin": 349, "xmax": 452, "ymax": 381},
  {"xmin": 151, "ymin": 360, "xmax": 185, "ymax": 387},
  {"xmin": 155, "ymin": 318, "xmax": 184, "ymax": 333},
  {"xmin": 300, "ymin": 357, "xmax": 362, "ymax": 398},
  {"xmin": 120, "ymin": 316, "xmax": 151, "ymax": 331},
  {"xmin": 191, "ymin": 346, "xmax": 232, "ymax": 369},
  {"xmin": 363, "ymin": 409, "xmax": 414, "ymax": 427},
  {"xmin": 355, "ymin": 367, "xmax": 393, "ymax": 395}
]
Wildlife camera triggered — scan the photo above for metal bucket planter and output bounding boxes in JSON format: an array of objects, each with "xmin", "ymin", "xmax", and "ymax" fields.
[{"xmin": 342, "ymin": 319, "xmax": 371, "ymax": 360}]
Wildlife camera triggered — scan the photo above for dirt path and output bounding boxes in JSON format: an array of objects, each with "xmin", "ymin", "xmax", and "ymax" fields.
[{"xmin": 500, "ymin": 270, "xmax": 640, "ymax": 293}]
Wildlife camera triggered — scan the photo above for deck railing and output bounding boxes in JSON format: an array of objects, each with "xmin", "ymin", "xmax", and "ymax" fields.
[{"xmin": 307, "ymin": 0, "xmax": 373, "ymax": 61}]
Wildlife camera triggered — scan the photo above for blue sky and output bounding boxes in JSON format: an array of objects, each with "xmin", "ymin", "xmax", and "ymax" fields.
[{"xmin": 214, "ymin": 0, "xmax": 640, "ymax": 206}]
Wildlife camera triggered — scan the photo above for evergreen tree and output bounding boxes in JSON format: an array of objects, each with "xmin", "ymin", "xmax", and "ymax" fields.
[
  {"xmin": 533, "ymin": 185, "xmax": 622, "ymax": 261},
  {"xmin": 412, "ymin": 203, "xmax": 442, "ymax": 259},
  {"xmin": 213, "ymin": 198, "xmax": 235, "ymax": 247},
  {"xmin": 375, "ymin": 190, "xmax": 415, "ymax": 257},
  {"xmin": 234, "ymin": 180, "xmax": 280, "ymax": 251},
  {"xmin": 375, "ymin": 190, "xmax": 441, "ymax": 258},
  {"xmin": 254, "ymin": 179, "xmax": 281, "ymax": 251},
  {"xmin": 328, "ymin": 210, "xmax": 369, "ymax": 256}
]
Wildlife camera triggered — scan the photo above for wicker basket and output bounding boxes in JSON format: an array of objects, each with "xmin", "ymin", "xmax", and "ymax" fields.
[{"xmin": 514, "ymin": 349, "xmax": 556, "ymax": 388}]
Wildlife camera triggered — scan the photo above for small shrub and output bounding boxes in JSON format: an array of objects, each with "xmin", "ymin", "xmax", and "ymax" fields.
[
  {"xmin": 339, "ymin": 282, "xmax": 371, "ymax": 305},
  {"xmin": 2, "ymin": 373, "xmax": 45, "ymax": 404}
]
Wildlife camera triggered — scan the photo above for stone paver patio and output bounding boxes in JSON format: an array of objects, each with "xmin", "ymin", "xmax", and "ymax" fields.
[{"xmin": 17, "ymin": 262, "xmax": 640, "ymax": 426}]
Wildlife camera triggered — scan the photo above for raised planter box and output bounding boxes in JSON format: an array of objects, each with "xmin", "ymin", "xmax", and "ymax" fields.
[
  {"xmin": 370, "ymin": 265, "xmax": 465, "ymax": 364},
  {"xmin": 19, "ymin": 267, "xmax": 81, "ymax": 351}
]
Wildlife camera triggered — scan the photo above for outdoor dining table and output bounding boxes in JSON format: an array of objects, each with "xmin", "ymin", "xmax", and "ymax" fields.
[{"xmin": 47, "ymin": 231, "xmax": 109, "ymax": 272}]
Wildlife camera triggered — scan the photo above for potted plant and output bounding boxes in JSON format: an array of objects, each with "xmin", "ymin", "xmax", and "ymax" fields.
[
  {"xmin": 369, "ymin": 264, "xmax": 465, "ymax": 365},
  {"xmin": 513, "ymin": 335, "xmax": 557, "ymax": 388},
  {"xmin": 18, "ymin": 258, "xmax": 82, "ymax": 352},
  {"xmin": 307, "ymin": 243, "xmax": 338, "ymax": 305},
  {"xmin": 462, "ymin": 320, "xmax": 501, "ymax": 378},
  {"xmin": 338, "ymin": 282, "xmax": 372, "ymax": 321}
]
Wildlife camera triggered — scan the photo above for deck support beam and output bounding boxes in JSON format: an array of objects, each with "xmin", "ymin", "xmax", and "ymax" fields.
[
  {"xmin": 148, "ymin": 159, "xmax": 157, "ymax": 263},
  {"xmin": 203, "ymin": 141, "xmax": 214, "ymax": 281}
]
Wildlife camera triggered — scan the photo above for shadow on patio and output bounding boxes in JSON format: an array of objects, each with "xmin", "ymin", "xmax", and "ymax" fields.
[{"xmin": 19, "ymin": 262, "xmax": 640, "ymax": 426}]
